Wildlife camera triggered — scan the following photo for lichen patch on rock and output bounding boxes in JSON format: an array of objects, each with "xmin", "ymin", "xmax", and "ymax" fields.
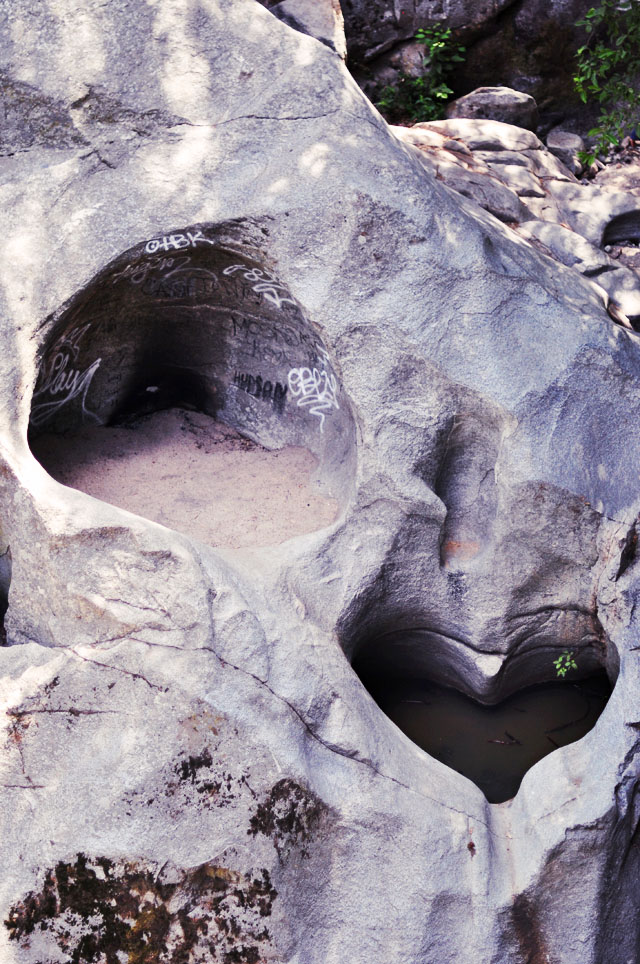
[
  {"xmin": 5, "ymin": 854, "xmax": 278, "ymax": 964},
  {"xmin": 249, "ymin": 779, "xmax": 329, "ymax": 860}
]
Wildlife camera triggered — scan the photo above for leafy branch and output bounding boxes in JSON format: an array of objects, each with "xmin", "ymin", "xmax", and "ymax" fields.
[
  {"xmin": 376, "ymin": 25, "xmax": 465, "ymax": 124},
  {"xmin": 574, "ymin": 1, "xmax": 640, "ymax": 164}
]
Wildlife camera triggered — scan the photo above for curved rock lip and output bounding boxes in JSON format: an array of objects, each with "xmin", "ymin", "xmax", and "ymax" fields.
[{"xmin": 350, "ymin": 614, "xmax": 617, "ymax": 705}]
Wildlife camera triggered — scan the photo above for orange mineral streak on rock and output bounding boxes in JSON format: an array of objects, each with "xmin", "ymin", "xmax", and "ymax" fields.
[{"xmin": 442, "ymin": 539, "xmax": 481, "ymax": 565}]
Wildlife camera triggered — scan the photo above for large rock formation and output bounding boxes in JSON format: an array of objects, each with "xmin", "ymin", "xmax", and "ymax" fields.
[
  {"xmin": 0, "ymin": 1, "xmax": 639, "ymax": 962},
  {"xmin": 341, "ymin": 0, "xmax": 515, "ymax": 61}
]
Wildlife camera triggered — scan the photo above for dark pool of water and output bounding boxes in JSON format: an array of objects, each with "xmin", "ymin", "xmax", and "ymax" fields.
[{"xmin": 361, "ymin": 672, "xmax": 612, "ymax": 803}]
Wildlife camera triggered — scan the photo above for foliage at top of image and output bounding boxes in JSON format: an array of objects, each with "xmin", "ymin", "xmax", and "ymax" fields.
[
  {"xmin": 376, "ymin": 25, "xmax": 465, "ymax": 124},
  {"xmin": 574, "ymin": 0, "xmax": 640, "ymax": 164}
]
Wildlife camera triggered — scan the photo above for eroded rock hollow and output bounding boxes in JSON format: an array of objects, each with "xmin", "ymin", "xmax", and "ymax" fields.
[
  {"xmin": 28, "ymin": 226, "xmax": 355, "ymax": 547},
  {"xmin": 0, "ymin": 1, "xmax": 639, "ymax": 962}
]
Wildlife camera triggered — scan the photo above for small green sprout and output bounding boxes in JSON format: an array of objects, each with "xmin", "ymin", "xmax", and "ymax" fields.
[{"xmin": 554, "ymin": 650, "xmax": 578, "ymax": 678}]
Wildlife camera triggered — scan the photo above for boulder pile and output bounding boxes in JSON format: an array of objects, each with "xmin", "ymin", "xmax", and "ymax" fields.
[{"xmin": 395, "ymin": 104, "xmax": 640, "ymax": 325}]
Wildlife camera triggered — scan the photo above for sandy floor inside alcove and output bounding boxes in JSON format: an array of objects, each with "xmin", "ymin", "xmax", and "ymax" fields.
[{"xmin": 30, "ymin": 407, "xmax": 339, "ymax": 548}]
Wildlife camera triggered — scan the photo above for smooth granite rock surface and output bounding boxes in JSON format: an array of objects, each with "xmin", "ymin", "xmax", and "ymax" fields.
[
  {"xmin": 0, "ymin": 3, "xmax": 639, "ymax": 963},
  {"xmin": 445, "ymin": 86, "xmax": 539, "ymax": 131}
]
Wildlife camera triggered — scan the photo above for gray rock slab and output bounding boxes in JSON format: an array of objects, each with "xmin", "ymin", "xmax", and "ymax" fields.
[
  {"xmin": 442, "ymin": 137, "xmax": 473, "ymax": 156},
  {"xmin": 544, "ymin": 180, "xmax": 640, "ymax": 244},
  {"xmin": 395, "ymin": 129, "xmax": 529, "ymax": 222},
  {"xmin": 492, "ymin": 163, "xmax": 546, "ymax": 197},
  {"xmin": 395, "ymin": 124, "xmax": 474, "ymax": 158},
  {"xmin": 418, "ymin": 117, "xmax": 543, "ymax": 152},
  {"xmin": 546, "ymin": 129, "xmax": 584, "ymax": 153},
  {"xmin": 521, "ymin": 147, "xmax": 578, "ymax": 181},
  {"xmin": 475, "ymin": 149, "xmax": 536, "ymax": 170},
  {"xmin": 272, "ymin": 0, "xmax": 347, "ymax": 58},
  {"xmin": 518, "ymin": 193, "xmax": 566, "ymax": 224},
  {"xmin": 432, "ymin": 161, "xmax": 530, "ymax": 221},
  {"xmin": 592, "ymin": 265, "xmax": 640, "ymax": 321},
  {"xmin": 546, "ymin": 127, "xmax": 584, "ymax": 174},
  {"xmin": 517, "ymin": 220, "xmax": 612, "ymax": 270},
  {"xmin": 593, "ymin": 160, "xmax": 640, "ymax": 195},
  {"xmin": 476, "ymin": 147, "xmax": 576, "ymax": 183},
  {"xmin": 517, "ymin": 220, "xmax": 640, "ymax": 319},
  {"xmin": 446, "ymin": 85, "xmax": 539, "ymax": 131},
  {"xmin": 391, "ymin": 123, "xmax": 450, "ymax": 150}
]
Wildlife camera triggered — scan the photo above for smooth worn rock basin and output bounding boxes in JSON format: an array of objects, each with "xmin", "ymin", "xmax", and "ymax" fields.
[
  {"xmin": 360, "ymin": 671, "xmax": 612, "ymax": 803},
  {"xmin": 26, "ymin": 230, "xmax": 357, "ymax": 550},
  {"xmin": 30, "ymin": 407, "xmax": 339, "ymax": 548}
]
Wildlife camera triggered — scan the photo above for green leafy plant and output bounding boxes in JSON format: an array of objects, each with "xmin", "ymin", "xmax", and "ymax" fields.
[
  {"xmin": 376, "ymin": 25, "xmax": 465, "ymax": 124},
  {"xmin": 553, "ymin": 650, "xmax": 578, "ymax": 678},
  {"xmin": 574, "ymin": 1, "xmax": 640, "ymax": 164}
]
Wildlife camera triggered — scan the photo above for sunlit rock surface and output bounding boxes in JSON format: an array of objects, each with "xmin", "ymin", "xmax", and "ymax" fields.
[
  {"xmin": 395, "ymin": 116, "xmax": 640, "ymax": 326},
  {"xmin": 0, "ymin": 2, "xmax": 639, "ymax": 962}
]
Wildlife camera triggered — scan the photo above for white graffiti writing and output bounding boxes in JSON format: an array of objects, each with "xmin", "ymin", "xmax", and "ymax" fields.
[
  {"xmin": 111, "ymin": 254, "xmax": 185, "ymax": 286},
  {"xmin": 144, "ymin": 230, "xmax": 215, "ymax": 254},
  {"xmin": 31, "ymin": 324, "xmax": 101, "ymax": 427},
  {"xmin": 287, "ymin": 362, "xmax": 339, "ymax": 433},
  {"xmin": 222, "ymin": 264, "xmax": 297, "ymax": 310}
]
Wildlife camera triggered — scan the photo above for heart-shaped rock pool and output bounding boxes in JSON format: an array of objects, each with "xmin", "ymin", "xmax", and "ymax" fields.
[{"xmin": 358, "ymin": 670, "xmax": 611, "ymax": 803}]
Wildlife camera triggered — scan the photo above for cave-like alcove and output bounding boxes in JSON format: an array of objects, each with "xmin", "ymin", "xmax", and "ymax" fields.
[
  {"xmin": 350, "ymin": 622, "xmax": 616, "ymax": 804},
  {"xmin": 28, "ymin": 224, "xmax": 356, "ymax": 548}
]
